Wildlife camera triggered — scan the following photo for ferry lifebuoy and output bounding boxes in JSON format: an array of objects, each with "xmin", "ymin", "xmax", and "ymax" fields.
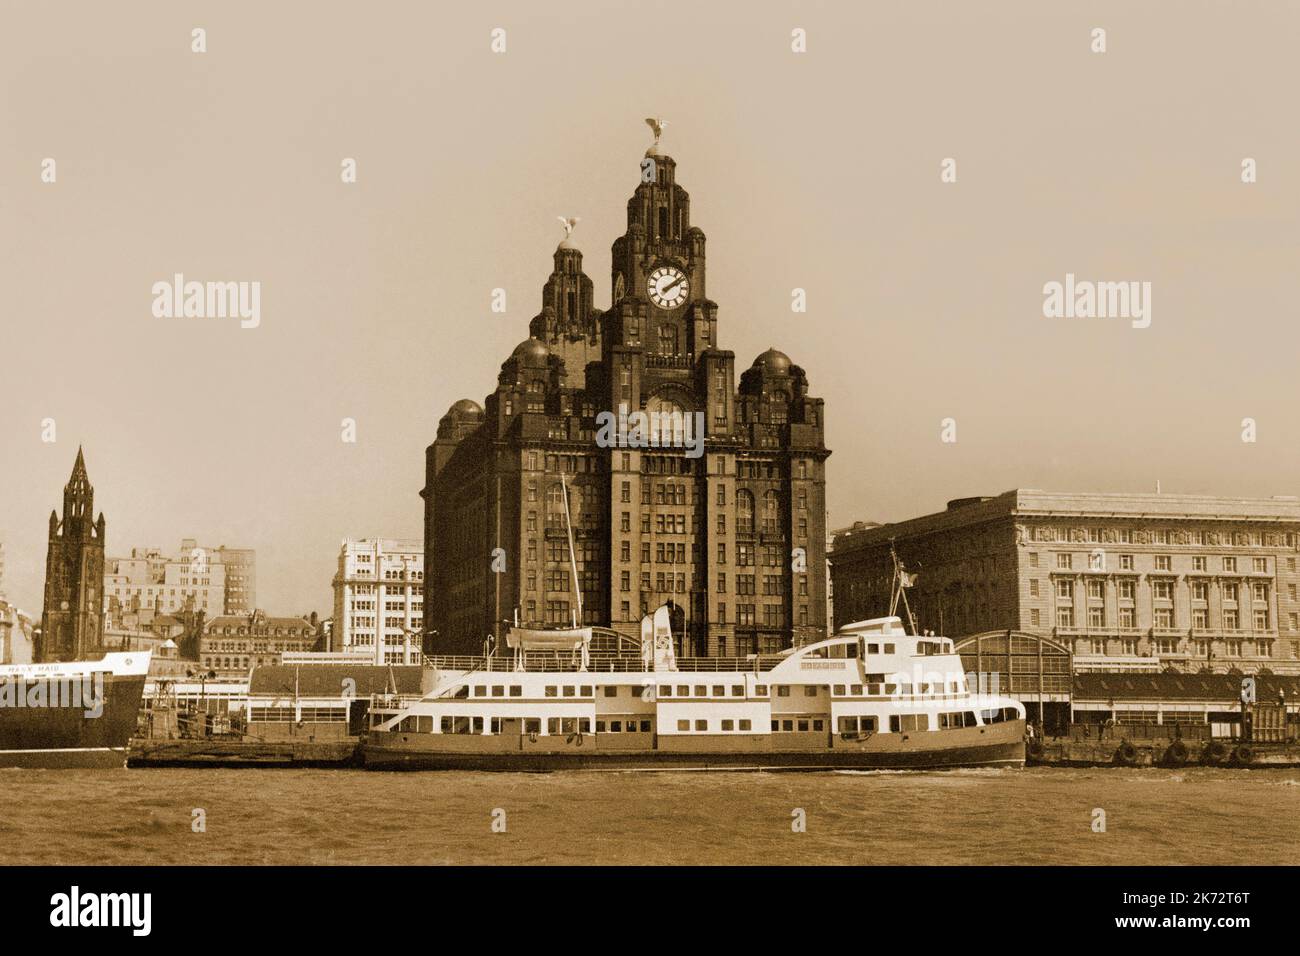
[{"xmin": 1114, "ymin": 741, "xmax": 1138, "ymax": 766}]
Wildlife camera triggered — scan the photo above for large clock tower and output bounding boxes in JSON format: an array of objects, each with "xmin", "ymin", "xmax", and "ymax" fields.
[
  {"xmin": 606, "ymin": 134, "xmax": 716, "ymax": 365},
  {"xmin": 425, "ymin": 119, "xmax": 830, "ymax": 658}
]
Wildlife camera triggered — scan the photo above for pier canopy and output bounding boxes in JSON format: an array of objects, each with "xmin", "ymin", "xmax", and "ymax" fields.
[{"xmin": 955, "ymin": 630, "xmax": 1072, "ymax": 732}]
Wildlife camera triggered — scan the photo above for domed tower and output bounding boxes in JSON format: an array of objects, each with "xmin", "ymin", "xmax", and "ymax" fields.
[
  {"xmin": 528, "ymin": 226, "xmax": 601, "ymax": 388},
  {"xmin": 738, "ymin": 347, "xmax": 818, "ymax": 426},
  {"xmin": 38, "ymin": 447, "xmax": 107, "ymax": 661}
]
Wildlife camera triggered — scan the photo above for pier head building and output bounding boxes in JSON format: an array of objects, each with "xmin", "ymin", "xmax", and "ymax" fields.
[
  {"xmin": 831, "ymin": 490, "xmax": 1300, "ymax": 726},
  {"xmin": 423, "ymin": 126, "xmax": 831, "ymax": 657}
]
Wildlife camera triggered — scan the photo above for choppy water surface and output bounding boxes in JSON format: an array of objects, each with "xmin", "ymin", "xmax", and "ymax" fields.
[{"xmin": 1, "ymin": 766, "xmax": 1295, "ymax": 865}]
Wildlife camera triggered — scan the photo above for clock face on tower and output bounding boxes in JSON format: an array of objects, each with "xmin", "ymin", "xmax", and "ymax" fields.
[{"xmin": 647, "ymin": 265, "xmax": 689, "ymax": 309}]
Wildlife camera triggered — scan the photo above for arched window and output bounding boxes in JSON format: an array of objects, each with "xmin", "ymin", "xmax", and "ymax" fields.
[
  {"xmin": 645, "ymin": 396, "xmax": 687, "ymax": 446},
  {"xmin": 736, "ymin": 490, "xmax": 755, "ymax": 534},
  {"xmin": 762, "ymin": 490, "xmax": 780, "ymax": 533}
]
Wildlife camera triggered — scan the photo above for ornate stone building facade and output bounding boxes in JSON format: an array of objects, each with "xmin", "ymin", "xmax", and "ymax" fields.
[
  {"xmin": 830, "ymin": 489, "xmax": 1300, "ymax": 676},
  {"xmin": 424, "ymin": 130, "xmax": 830, "ymax": 656},
  {"xmin": 38, "ymin": 448, "xmax": 106, "ymax": 662}
]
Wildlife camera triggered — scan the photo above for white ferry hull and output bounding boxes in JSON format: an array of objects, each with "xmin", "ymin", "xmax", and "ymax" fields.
[{"xmin": 362, "ymin": 719, "xmax": 1026, "ymax": 772}]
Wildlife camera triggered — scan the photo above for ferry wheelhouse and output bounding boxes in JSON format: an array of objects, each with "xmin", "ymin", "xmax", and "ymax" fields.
[{"xmin": 361, "ymin": 612, "xmax": 1026, "ymax": 772}]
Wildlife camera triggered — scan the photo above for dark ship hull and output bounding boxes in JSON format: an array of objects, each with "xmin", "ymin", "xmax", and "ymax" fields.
[
  {"xmin": 0, "ymin": 653, "xmax": 150, "ymax": 769},
  {"xmin": 363, "ymin": 719, "xmax": 1027, "ymax": 772}
]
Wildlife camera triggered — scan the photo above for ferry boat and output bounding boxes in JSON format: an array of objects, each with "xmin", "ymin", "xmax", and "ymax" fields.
[
  {"xmin": 0, "ymin": 652, "xmax": 151, "ymax": 769},
  {"xmin": 361, "ymin": 610, "xmax": 1026, "ymax": 772}
]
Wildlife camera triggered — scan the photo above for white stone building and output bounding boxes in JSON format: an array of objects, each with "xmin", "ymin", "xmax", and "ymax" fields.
[{"xmin": 331, "ymin": 539, "xmax": 424, "ymax": 664}]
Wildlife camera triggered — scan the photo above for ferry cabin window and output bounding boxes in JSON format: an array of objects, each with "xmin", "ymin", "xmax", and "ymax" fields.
[
  {"xmin": 777, "ymin": 686, "xmax": 791, "ymax": 697},
  {"xmin": 867, "ymin": 643, "xmax": 879, "ymax": 654},
  {"xmin": 604, "ymin": 686, "xmax": 617, "ymax": 697},
  {"xmin": 510, "ymin": 686, "xmax": 522, "ymax": 697},
  {"xmin": 611, "ymin": 721, "xmax": 623, "ymax": 731},
  {"xmin": 563, "ymin": 686, "xmax": 576, "ymax": 697},
  {"xmin": 492, "ymin": 685, "xmax": 504, "ymax": 696},
  {"xmin": 524, "ymin": 718, "xmax": 541, "ymax": 734},
  {"xmin": 580, "ymin": 686, "xmax": 593, "ymax": 696},
  {"xmin": 884, "ymin": 644, "xmax": 895, "ymax": 654},
  {"xmin": 660, "ymin": 686, "xmax": 673, "ymax": 697},
  {"xmin": 545, "ymin": 686, "xmax": 557, "ymax": 698},
  {"xmin": 804, "ymin": 686, "xmax": 817, "ymax": 697},
  {"xmin": 851, "ymin": 684, "xmax": 864, "ymax": 696},
  {"xmin": 694, "ymin": 686, "xmax": 707, "ymax": 697},
  {"xmin": 474, "ymin": 686, "xmax": 487, "ymax": 697},
  {"xmin": 739, "ymin": 719, "xmax": 752, "ymax": 731},
  {"xmin": 712, "ymin": 685, "xmax": 725, "ymax": 696},
  {"xmin": 596, "ymin": 721, "xmax": 606, "ymax": 732},
  {"xmin": 722, "ymin": 719, "xmax": 734, "ymax": 731},
  {"xmin": 754, "ymin": 685, "xmax": 769, "ymax": 696},
  {"xmin": 730, "ymin": 685, "xmax": 744, "ymax": 697},
  {"xmin": 888, "ymin": 714, "xmax": 931, "ymax": 733},
  {"xmin": 695, "ymin": 719, "xmax": 707, "ymax": 731},
  {"xmin": 839, "ymin": 716, "xmax": 878, "ymax": 734},
  {"xmin": 491, "ymin": 717, "xmax": 502, "ymax": 733},
  {"xmin": 833, "ymin": 684, "xmax": 846, "ymax": 695},
  {"xmin": 640, "ymin": 719, "xmax": 652, "ymax": 732},
  {"xmin": 677, "ymin": 685, "xmax": 689, "ymax": 696},
  {"xmin": 678, "ymin": 719, "xmax": 690, "ymax": 731}
]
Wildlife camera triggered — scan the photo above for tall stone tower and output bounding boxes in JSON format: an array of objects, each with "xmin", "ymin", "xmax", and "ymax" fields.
[
  {"xmin": 38, "ymin": 448, "xmax": 106, "ymax": 661},
  {"xmin": 424, "ymin": 121, "xmax": 830, "ymax": 657}
]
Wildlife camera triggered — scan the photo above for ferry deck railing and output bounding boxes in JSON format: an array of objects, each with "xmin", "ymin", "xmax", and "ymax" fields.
[{"xmin": 420, "ymin": 653, "xmax": 787, "ymax": 673}]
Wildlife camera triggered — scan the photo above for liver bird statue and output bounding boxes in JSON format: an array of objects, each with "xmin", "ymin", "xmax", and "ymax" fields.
[
  {"xmin": 645, "ymin": 116, "xmax": 667, "ymax": 146},
  {"xmin": 557, "ymin": 216, "xmax": 580, "ymax": 239}
]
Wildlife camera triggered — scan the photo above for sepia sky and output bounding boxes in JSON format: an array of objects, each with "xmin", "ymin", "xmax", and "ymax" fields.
[{"xmin": 1, "ymin": 1, "xmax": 1298, "ymax": 617}]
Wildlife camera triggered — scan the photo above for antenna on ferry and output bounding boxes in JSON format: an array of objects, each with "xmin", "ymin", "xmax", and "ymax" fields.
[
  {"xmin": 888, "ymin": 539, "xmax": 919, "ymax": 636},
  {"xmin": 559, "ymin": 474, "xmax": 583, "ymax": 626}
]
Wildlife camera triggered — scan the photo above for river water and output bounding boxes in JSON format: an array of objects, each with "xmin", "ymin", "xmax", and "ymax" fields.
[{"xmin": 1, "ymin": 766, "xmax": 1295, "ymax": 865}]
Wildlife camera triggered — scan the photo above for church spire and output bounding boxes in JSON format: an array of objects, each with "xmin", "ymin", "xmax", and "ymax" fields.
[
  {"xmin": 40, "ymin": 447, "xmax": 107, "ymax": 661},
  {"xmin": 63, "ymin": 445, "xmax": 94, "ymax": 523}
]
